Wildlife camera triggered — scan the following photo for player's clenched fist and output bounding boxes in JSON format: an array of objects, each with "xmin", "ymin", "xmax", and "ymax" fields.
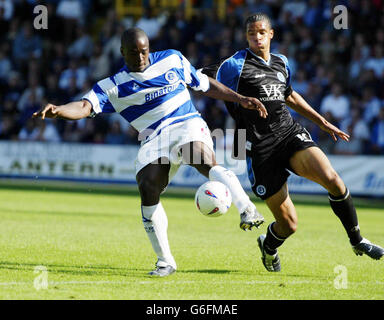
[{"xmin": 33, "ymin": 103, "xmax": 59, "ymax": 120}]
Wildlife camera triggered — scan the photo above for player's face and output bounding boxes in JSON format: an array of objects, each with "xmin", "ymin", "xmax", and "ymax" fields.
[
  {"xmin": 121, "ymin": 36, "xmax": 150, "ymax": 72},
  {"xmin": 246, "ymin": 21, "xmax": 274, "ymax": 54}
]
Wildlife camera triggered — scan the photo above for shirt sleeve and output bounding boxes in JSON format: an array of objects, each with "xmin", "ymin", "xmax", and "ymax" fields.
[
  {"xmin": 180, "ymin": 54, "xmax": 210, "ymax": 92},
  {"xmin": 201, "ymin": 62, "xmax": 221, "ymax": 79},
  {"xmin": 82, "ymin": 78, "xmax": 116, "ymax": 115}
]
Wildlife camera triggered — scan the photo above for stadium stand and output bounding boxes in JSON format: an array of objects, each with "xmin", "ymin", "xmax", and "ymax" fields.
[{"xmin": 0, "ymin": 0, "xmax": 383, "ymax": 154}]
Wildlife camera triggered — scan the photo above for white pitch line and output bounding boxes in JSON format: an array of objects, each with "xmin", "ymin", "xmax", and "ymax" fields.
[{"xmin": 0, "ymin": 280, "xmax": 383, "ymax": 287}]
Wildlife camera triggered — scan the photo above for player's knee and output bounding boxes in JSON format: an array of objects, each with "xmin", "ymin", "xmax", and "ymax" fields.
[
  {"xmin": 278, "ymin": 216, "xmax": 297, "ymax": 236},
  {"xmin": 323, "ymin": 169, "xmax": 344, "ymax": 195},
  {"xmin": 285, "ymin": 219, "xmax": 297, "ymax": 235},
  {"xmin": 138, "ymin": 179, "xmax": 162, "ymax": 200}
]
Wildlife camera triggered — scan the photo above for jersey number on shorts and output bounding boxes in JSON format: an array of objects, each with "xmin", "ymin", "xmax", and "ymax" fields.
[{"xmin": 296, "ymin": 132, "xmax": 313, "ymax": 142}]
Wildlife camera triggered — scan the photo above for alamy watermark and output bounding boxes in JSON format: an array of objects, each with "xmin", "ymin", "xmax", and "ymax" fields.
[
  {"xmin": 333, "ymin": 265, "xmax": 348, "ymax": 289},
  {"xmin": 34, "ymin": 265, "xmax": 48, "ymax": 290},
  {"xmin": 333, "ymin": 5, "xmax": 348, "ymax": 30},
  {"xmin": 136, "ymin": 128, "xmax": 248, "ymax": 175},
  {"xmin": 33, "ymin": 5, "xmax": 48, "ymax": 30}
]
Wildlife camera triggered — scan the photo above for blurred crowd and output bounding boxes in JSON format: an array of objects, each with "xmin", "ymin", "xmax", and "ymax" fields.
[{"xmin": 1, "ymin": 0, "xmax": 384, "ymax": 155}]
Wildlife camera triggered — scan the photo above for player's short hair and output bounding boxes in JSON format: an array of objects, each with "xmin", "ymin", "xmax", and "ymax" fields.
[
  {"xmin": 245, "ymin": 13, "xmax": 272, "ymax": 30},
  {"xmin": 121, "ymin": 28, "xmax": 148, "ymax": 47}
]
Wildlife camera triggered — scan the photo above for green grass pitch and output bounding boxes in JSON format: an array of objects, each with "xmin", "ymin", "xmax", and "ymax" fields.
[{"xmin": 0, "ymin": 184, "xmax": 383, "ymax": 300}]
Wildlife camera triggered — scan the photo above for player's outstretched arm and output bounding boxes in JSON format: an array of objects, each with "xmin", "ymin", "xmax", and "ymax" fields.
[
  {"xmin": 203, "ymin": 77, "xmax": 268, "ymax": 118},
  {"xmin": 33, "ymin": 100, "xmax": 93, "ymax": 120},
  {"xmin": 285, "ymin": 90, "xmax": 349, "ymax": 142}
]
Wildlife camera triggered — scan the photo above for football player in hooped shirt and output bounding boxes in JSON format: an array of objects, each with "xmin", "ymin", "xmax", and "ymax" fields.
[
  {"xmin": 33, "ymin": 28, "xmax": 268, "ymax": 277},
  {"xmin": 202, "ymin": 13, "xmax": 384, "ymax": 271}
]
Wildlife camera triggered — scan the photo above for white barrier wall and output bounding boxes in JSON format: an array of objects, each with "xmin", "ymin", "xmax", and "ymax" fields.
[{"xmin": 0, "ymin": 141, "xmax": 383, "ymax": 197}]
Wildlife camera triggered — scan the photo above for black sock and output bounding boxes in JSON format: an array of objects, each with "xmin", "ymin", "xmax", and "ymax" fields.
[
  {"xmin": 263, "ymin": 222, "xmax": 287, "ymax": 255},
  {"xmin": 329, "ymin": 188, "xmax": 363, "ymax": 246}
]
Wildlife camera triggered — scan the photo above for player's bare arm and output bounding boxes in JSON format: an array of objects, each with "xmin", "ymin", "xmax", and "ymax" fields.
[
  {"xmin": 33, "ymin": 100, "xmax": 92, "ymax": 120},
  {"xmin": 285, "ymin": 90, "xmax": 349, "ymax": 142},
  {"xmin": 203, "ymin": 77, "xmax": 268, "ymax": 118}
]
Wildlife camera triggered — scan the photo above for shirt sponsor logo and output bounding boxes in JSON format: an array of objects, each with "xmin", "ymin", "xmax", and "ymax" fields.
[
  {"xmin": 260, "ymin": 84, "xmax": 285, "ymax": 101},
  {"xmin": 145, "ymin": 83, "xmax": 179, "ymax": 102},
  {"xmin": 255, "ymin": 74, "xmax": 266, "ymax": 78}
]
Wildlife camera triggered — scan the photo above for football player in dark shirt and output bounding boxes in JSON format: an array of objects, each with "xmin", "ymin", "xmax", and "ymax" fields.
[{"xmin": 202, "ymin": 13, "xmax": 383, "ymax": 271}]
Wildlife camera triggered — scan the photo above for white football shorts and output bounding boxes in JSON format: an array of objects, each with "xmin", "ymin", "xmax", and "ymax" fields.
[{"xmin": 135, "ymin": 116, "xmax": 214, "ymax": 181}]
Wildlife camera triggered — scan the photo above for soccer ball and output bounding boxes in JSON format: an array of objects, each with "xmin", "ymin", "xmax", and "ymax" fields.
[{"xmin": 195, "ymin": 181, "xmax": 232, "ymax": 217}]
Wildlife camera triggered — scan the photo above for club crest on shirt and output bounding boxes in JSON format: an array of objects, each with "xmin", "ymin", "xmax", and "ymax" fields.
[
  {"xmin": 256, "ymin": 185, "xmax": 266, "ymax": 196},
  {"xmin": 165, "ymin": 71, "xmax": 178, "ymax": 84},
  {"xmin": 277, "ymin": 72, "xmax": 285, "ymax": 83}
]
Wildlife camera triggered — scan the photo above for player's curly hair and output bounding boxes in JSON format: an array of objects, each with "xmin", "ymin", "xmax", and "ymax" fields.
[{"xmin": 245, "ymin": 13, "xmax": 272, "ymax": 30}]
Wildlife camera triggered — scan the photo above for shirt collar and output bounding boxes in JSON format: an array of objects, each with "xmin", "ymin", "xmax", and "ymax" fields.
[{"xmin": 247, "ymin": 48, "xmax": 271, "ymax": 65}]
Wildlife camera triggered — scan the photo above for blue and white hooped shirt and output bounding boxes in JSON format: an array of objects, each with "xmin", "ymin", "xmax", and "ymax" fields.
[{"xmin": 82, "ymin": 49, "xmax": 210, "ymax": 135}]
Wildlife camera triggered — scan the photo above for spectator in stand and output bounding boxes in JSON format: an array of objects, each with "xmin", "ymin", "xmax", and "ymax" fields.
[
  {"xmin": 305, "ymin": 82, "xmax": 323, "ymax": 112},
  {"xmin": 56, "ymin": 0, "xmax": 84, "ymax": 25},
  {"xmin": 18, "ymin": 118, "xmax": 39, "ymax": 141},
  {"xmin": 124, "ymin": 125, "xmax": 139, "ymax": 145},
  {"xmin": 59, "ymin": 58, "xmax": 88, "ymax": 91},
  {"xmin": 0, "ymin": 47, "xmax": 12, "ymax": 84},
  {"xmin": 12, "ymin": 22, "xmax": 42, "ymax": 69},
  {"xmin": 0, "ymin": 2, "xmax": 383, "ymax": 156},
  {"xmin": 67, "ymin": 27, "xmax": 94, "ymax": 59},
  {"xmin": 19, "ymin": 90, "xmax": 42, "ymax": 126},
  {"xmin": 336, "ymin": 106, "xmax": 370, "ymax": 155},
  {"xmin": 3, "ymin": 72, "xmax": 23, "ymax": 105},
  {"xmin": 105, "ymin": 121, "xmax": 126, "ymax": 145},
  {"xmin": 292, "ymin": 69, "xmax": 309, "ymax": 97},
  {"xmin": 62, "ymin": 121, "xmax": 81, "ymax": 143},
  {"xmin": 312, "ymin": 65, "xmax": 330, "ymax": 91},
  {"xmin": 364, "ymin": 45, "xmax": 384, "ymax": 80},
  {"xmin": 317, "ymin": 111, "xmax": 338, "ymax": 154},
  {"xmin": 89, "ymin": 42, "xmax": 110, "ymax": 82},
  {"xmin": 349, "ymin": 47, "xmax": 364, "ymax": 80},
  {"xmin": 34, "ymin": 119, "xmax": 62, "ymax": 143},
  {"xmin": 297, "ymin": 27, "xmax": 314, "ymax": 53},
  {"xmin": 242, "ymin": 0, "xmax": 273, "ymax": 19},
  {"xmin": 56, "ymin": 0, "xmax": 87, "ymax": 45},
  {"xmin": 45, "ymin": 74, "xmax": 67, "ymax": 106},
  {"xmin": 353, "ymin": 33, "xmax": 370, "ymax": 61},
  {"xmin": 135, "ymin": 7, "xmax": 164, "ymax": 41},
  {"xmin": 65, "ymin": 76, "xmax": 80, "ymax": 101},
  {"xmin": 320, "ymin": 83, "xmax": 350, "ymax": 122},
  {"xmin": 361, "ymin": 87, "xmax": 382, "ymax": 126},
  {"xmin": 279, "ymin": 32, "xmax": 297, "ymax": 60},
  {"xmin": 280, "ymin": 0, "xmax": 307, "ymax": 23},
  {"xmin": 303, "ymin": 0, "xmax": 322, "ymax": 30},
  {"xmin": 0, "ymin": 115, "xmax": 19, "ymax": 140},
  {"xmin": 375, "ymin": 29, "xmax": 384, "ymax": 48},
  {"xmin": 0, "ymin": 0, "xmax": 13, "ymax": 21},
  {"xmin": 317, "ymin": 30, "xmax": 335, "ymax": 64},
  {"xmin": 185, "ymin": 42, "xmax": 200, "ymax": 67},
  {"xmin": 334, "ymin": 34, "xmax": 350, "ymax": 66},
  {"xmin": 17, "ymin": 76, "xmax": 44, "ymax": 114},
  {"xmin": 102, "ymin": 23, "xmax": 126, "ymax": 67},
  {"xmin": 370, "ymin": 108, "xmax": 384, "ymax": 154},
  {"xmin": 19, "ymin": 117, "xmax": 61, "ymax": 143}
]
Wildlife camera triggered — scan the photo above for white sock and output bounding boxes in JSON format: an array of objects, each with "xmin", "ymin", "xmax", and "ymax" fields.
[
  {"xmin": 209, "ymin": 165, "xmax": 251, "ymax": 213},
  {"xmin": 141, "ymin": 203, "xmax": 177, "ymax": 269}
]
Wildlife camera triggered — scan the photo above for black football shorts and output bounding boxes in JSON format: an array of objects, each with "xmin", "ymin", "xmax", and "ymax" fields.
[{"xmin": 246, "ymin": 128, "xmax": 318, "ymax": 200}]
